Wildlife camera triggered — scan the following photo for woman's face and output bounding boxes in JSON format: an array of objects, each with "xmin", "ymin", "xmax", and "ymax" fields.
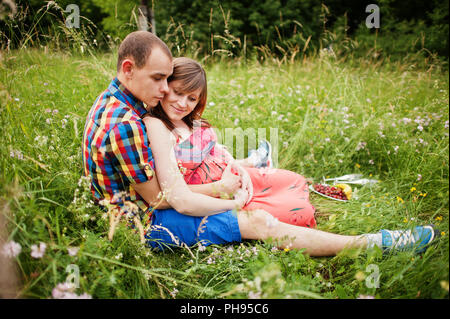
[{"xmin": 161, "ymin": 80, "xmax": 202, "ymax": 124}]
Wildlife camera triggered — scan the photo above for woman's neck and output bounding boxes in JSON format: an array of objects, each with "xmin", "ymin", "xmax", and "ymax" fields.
[{"xmin": 171, "ymin": 120, "xmax": 192, "ymax": 140}]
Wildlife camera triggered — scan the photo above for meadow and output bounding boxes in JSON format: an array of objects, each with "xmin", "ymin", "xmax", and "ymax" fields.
[{"xmin": 0, "ymin": 47, "xmax": 448, "ymax": 299}]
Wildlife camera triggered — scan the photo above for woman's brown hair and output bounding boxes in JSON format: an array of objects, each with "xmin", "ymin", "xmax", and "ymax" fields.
[{"xmin": 149, "ymin": 57, "xmax": 210, "ymax": 131}]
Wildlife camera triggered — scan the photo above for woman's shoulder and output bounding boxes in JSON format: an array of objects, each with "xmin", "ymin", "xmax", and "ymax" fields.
[
  {"xmin": 142, "ymin": 116, "xmax": 177, "ymax": 143},
  {"xmin": 143, "ymin": 116, "xmax": 172, "ymax": 133},
  {"xmin": 143, "ymin": 116, "xmax": 164, "ymax": 126}
]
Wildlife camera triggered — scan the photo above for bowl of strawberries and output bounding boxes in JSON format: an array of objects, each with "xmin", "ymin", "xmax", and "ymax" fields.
[{"xmin": 310, "ymin": 183, "xmax": 352, "ymax": 202}]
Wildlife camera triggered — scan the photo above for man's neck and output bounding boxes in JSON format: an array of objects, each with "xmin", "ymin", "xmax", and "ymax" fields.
[
  {"xmin": 115, "ymin": 73, "xmax": 141, "ymax": 105},
  {"xmin": 116, "ymin": 73, "xmax": 129, "ymax": 89}
]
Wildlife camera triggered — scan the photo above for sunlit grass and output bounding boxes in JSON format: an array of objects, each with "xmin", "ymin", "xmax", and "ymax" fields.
[{"xmin": 0, "ymin": 48, "xmax": 448, "ymax": 299}]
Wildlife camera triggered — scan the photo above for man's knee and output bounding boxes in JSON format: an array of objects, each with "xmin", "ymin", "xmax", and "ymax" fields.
[{"xmin": 237, "ymin": 209, "xmax": 274, "ymax": 240}]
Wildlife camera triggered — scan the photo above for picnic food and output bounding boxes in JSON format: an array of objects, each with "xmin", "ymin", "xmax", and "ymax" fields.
[
  {"xmin": 335, "ymin": 183, "xmax": 352, "ymax": 200},
  {"xmin": 313, "ymin": 183, "xmax": 350, "ymax": 201}
]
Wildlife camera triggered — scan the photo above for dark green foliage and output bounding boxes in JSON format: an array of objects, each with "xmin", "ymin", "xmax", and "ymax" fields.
[{"xmin": 1, "ymin": 0, "xmax": 448, "ymax": 60}]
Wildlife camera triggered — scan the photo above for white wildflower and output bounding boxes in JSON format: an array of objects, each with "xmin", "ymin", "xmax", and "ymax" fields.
[
  {"xmin": 170, "ymin": 288, "xmax": 179, "ymax": 298},
  {"xmin": 1, "ymin": 240, "xmax": 22, "ymax": 258},
  {"xmin": 30, "ymin": 242, "xmax": 47, "ymax": 259},
  {"xmin": 67, "ymin": 247, "xmax": 79, "ymax": 256},
  {"xmin": 248, "ymin": 291, "xmax": 262, "ymax": 299}
]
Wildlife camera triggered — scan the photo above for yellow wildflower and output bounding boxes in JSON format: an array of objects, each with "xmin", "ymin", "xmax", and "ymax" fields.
[
  {"xmin": 397, "ymin": 196, "xmax": 404, "ymax": 203},
  {"xmin": 355, "ymin": 271, "xmax": 365, "ymax": 281},
  {"xmin": 403, "ymin": 218, "xmax": 408, "ymax": 223},
  {"xmin": 435, "ymin": 216, "xmax": 443, "ymax": 222},
  {"xmin": 410, "ymin": 187, "xmax": 416, "ymax": 192},
  {"xmin": 440, "ymin": 281, "xmax": 449, "ymax": 292},
  {"xmin": 355, "ymin": 163, "xmax": 361, "ymax": 168},
  {"xmin": 441, "ymin": 231, "xmax": 446, "ymax": 237},
  {"xmin": 284, "ymin": 247, "xmax": 290, "ymax": 252}
]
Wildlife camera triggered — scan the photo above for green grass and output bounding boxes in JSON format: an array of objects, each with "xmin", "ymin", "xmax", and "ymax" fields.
[{"xmin": 0, "ymin": 48, "xmax": 448, "ymax": 299}]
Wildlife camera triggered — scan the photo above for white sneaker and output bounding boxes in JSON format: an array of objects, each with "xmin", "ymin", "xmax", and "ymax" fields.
[{"xmin": 248, "ymin": 139, "xmax": 273, "ymax": 168}]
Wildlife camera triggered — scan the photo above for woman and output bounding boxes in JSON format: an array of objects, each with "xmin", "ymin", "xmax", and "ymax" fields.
[
  {"xmin": 146, "ymin": 57, "xmax": 317, "ymax": 228},
  {"xmin": 142, "ymin": 57, "xmax": 438, "ymax": 255}
]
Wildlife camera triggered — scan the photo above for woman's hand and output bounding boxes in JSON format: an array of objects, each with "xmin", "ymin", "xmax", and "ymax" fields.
[
  {"xmin": 234, "ymin": 163, "xmax": 253, "ymax": 205},
  {"xmin": 233, "ymin": 188, "xmax": 250, "ymax": 209},
  {"xmin": 217, "ymin": 163, "xmax": 242, "ymax": 195}
]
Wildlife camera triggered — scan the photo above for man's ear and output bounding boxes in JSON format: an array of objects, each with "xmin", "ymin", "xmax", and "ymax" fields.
[{"xmin": 120, "ymin": 58, "xmax": 134, "ymax": 78}]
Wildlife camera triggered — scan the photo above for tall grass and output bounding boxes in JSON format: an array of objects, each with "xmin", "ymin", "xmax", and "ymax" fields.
[
  {"xmin": 0, "ymin": 45, "xmax": 448, "ymax": 298},
  {"xmin": 0, "ymin": 2, "xmax": 448, "ymax": 299}
]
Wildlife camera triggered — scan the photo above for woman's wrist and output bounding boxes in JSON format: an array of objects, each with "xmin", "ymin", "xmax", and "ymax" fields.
[{"xmin": 214, "ymin": 180, "xmax": 225, "ymax": 193}]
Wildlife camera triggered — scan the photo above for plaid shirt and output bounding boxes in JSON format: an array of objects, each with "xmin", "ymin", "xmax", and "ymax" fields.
[{"xmin": 82, "ymin": 77, "xmax": 155, "ymax": 219}]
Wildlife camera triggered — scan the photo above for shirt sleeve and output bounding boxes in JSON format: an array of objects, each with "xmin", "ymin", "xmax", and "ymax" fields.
[{"xmin": 107, "ymin": 121, "xmax": 155, "ymax": 185}]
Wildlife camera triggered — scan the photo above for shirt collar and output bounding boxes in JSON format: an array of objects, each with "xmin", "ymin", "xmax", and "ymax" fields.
[{"xmin": 108, "ymin": 77, "xmax": 148, "ymax": 118}]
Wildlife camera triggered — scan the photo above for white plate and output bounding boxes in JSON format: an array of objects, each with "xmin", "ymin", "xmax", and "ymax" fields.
[{"xmin": 309, "ymin": 184, "xmax": 349, "ymax": 202}]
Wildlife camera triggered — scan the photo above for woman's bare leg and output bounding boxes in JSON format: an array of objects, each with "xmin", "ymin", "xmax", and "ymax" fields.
[{"xmin": 237, "ymin": 209, "xmax": 367, "ymax": 256}]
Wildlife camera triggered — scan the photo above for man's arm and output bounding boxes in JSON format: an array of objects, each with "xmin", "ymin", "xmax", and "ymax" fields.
[
  {"xmin": 107, "ymin": 121, "xmax": 171, "ymax": 210},
  {"xmin": 132, "ymin": 175, "xmax": 171, "ymax": 210}
]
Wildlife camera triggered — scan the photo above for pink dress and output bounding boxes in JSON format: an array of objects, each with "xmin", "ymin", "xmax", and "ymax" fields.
[{"xmin": 173, "ymin": 126, "xmax": 317, "ymax": 228}]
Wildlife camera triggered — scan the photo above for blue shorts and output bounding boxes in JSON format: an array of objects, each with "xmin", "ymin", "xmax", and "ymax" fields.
[{"xmin": 145, "ymin": 209, "xmax": 242, "ymax": 250}]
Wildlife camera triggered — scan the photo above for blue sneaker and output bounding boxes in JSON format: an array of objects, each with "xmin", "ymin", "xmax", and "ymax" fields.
[
  {"xmin": 381, "ymin": 225, "xmax": 440, "ymax": 254},
  {"xmin": 248, "ymin": 139, "xmax": 273, "ymax": 168}
]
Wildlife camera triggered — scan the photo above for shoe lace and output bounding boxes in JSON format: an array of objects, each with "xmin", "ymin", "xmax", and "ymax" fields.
[{"xmin": 390, "ymin": 229, "xmax": 416, "ymax": 249}]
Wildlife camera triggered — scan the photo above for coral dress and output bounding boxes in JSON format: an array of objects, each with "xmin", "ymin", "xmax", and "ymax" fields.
[{"xmin": 173, "ymin": 126, "xmax": 317, "ymax": 228}]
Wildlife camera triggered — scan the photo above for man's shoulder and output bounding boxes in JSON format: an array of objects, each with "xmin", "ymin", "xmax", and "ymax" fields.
[{"xmin": 90, "ymin": 92, "xmax": 142, "ymax": 131}]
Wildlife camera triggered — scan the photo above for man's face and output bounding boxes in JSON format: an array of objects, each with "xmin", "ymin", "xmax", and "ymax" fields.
[{"xmin": 125, "ymin": 47, "xmax": 173, "ymax": 108}]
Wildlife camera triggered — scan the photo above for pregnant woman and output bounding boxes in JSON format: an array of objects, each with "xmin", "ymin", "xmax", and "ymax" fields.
[
  {"xmin": 147, "ymin": 57, "xmax": 317, "ymax": 228},
  {"xmin": 142, "ymin": 56, "xmax": 438, "ymax": 255}
]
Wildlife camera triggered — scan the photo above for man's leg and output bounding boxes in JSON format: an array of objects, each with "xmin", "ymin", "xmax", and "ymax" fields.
[
  {"xmin": 237, "ymin": 209, "xmax": 366, "ymax": 256},
  {"xmin": 237, "ymin": 209, "xmax": 439, "ymax": 256}
]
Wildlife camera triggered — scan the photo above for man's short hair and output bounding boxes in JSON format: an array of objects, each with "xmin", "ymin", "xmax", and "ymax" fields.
[{"xmin": 117, "ymin": 31, "xmax": 172, "ymax": 72}]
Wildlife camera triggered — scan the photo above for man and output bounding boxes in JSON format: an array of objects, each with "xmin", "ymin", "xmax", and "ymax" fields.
[
  {"xmin": 83, "ymin": 31, "xmax": 438, "ymax": 256},
  {"xmin": 83, "ymin": 31, "xmax": 247, "ymax": 249},
  {"xmin": 82, "ymin": 31, "xmax": 172, "ymax": 220}
]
